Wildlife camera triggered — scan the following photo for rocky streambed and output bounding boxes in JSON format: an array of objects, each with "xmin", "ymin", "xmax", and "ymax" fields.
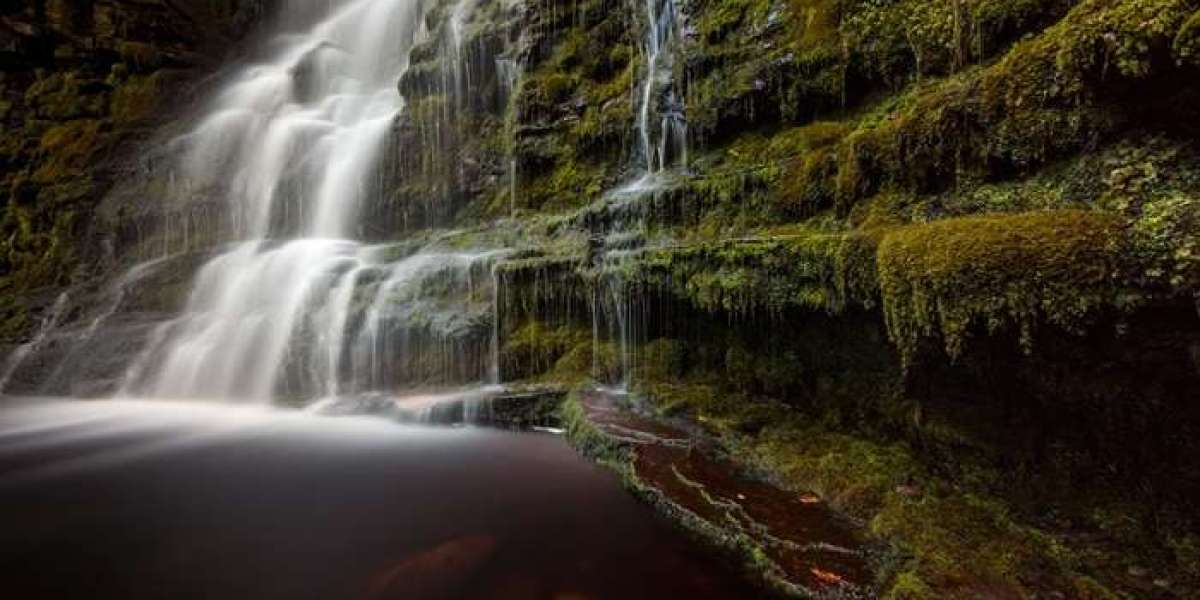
[{"xmin": 564, "ymin": 388, "xmax": 876, "ymax": 599}]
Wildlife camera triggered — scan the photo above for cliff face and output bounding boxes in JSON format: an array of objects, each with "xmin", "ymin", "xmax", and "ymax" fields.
[
  {"xmin": 0, "ymin": 0, "xmax": 265, "ymax": 334},
  {"xmin": 2, "ymin": 0, "xmax": 1199, "ymax": 596},
  {"xmin": 394, "ymin": 0, "xmax": 1200, "ymax": 596}
]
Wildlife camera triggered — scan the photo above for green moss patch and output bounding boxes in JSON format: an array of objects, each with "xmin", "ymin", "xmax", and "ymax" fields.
[
  {"xmin": 878, "ymin": 210, "xmax": 1128, "ymax": 361},
  {"xmin": 604, "ymin": 231, "xmax": 879, "ymax": 316}
]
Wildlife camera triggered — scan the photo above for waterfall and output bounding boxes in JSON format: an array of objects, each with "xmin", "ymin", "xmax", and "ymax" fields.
[
  {"xmin": 634, "ymin": 0, "xmax": 687, "ymax": 175},
  {"xmin": 497, "ymin": 56, "xmax": 524, "ymax": 216},
  {"xmin": 117, "ymin": 0, "xmax": 501, "ymax": 403},
  {"xmin": 577, "ymin": 0, "xmax": 690, "ymax": 387}
]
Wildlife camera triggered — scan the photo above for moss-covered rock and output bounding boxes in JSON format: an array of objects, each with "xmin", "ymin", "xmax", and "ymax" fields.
[
  {"xmin": 603, "ymin": 231, "xmax": 879, "ymax": 316},
  {"xmin": 830, "ymin": 0, "xmax": 1199, "ymax": 212},
  {"xmin": 1175, "ymin": 9, "xmax": 1200, "ymax": 65},
  {"xmin": 878, "ymin": 210, "xmax": 1129, "ymax": 361},
  {"xmin": 0, "ymin": 0, "xmax": 265, "ymax": 337}
]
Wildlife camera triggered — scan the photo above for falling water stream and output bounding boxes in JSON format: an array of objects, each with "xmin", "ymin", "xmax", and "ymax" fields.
[
  {"xmin": 635, "ymin": 0, "xmax": 687, "ymax": 176},
  {"xmin": 116, "ymin": 0, "xmax": 482, "ymax": 403}
]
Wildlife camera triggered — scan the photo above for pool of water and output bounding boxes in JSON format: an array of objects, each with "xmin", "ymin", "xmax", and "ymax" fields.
[{"xmin": 0, "ymin": 399, "xmax": 756, "ymax": 599}]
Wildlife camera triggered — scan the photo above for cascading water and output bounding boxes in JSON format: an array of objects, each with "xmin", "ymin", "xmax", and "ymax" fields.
[
  {"xmin": 0, "ymin": 293, "xmax": 69, "ymax": 394},
  {"xmin": 496, "ymin": 55, "xmax": 524, "ymax": 216},
  {"xmin": 634, "ymin": 0, "xmax": 687, "ymax": 176},
  {"xmin": 583, "ymin": 0, "xmax": 690, "ymax": 388},
  {"xmin": 117, "ymin": 0, "xmax": 505, "ymax": 403}
]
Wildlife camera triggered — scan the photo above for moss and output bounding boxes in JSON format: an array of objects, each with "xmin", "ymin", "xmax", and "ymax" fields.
[
  {"xmin": 560, "ymin": 393, "xmax": 628, "ymax": 464},
  {"xmin": 686, "ymin": 0, "xmax": 1075, "ymax": 139},
  {"xmin": 603, "ymin": 231, "xmax": 879, "ymax": 317},
  {"xmin": 826, "ymin": 0, "xmax": 1198, "ymax": 213},
  {"xmin": 789, "ymin": 0, "xmax": 841, "ymax": 52},
  {"xmin": 23, "ymin": 71, "xmax": 111, "ymax": 121},
  {"xmin": 842, "ymin": 0, "xmax": 1073, "ymax": 84},
  {"xmin": 1176, "ymin": 10, "xmax": 1200, "ymax": 66},
  {"xmin": 774, "ymin": 121, "xmax": 853, "ymax": 217},
  {"xmin": 882, "ymin": 573, "xmax": 935, "ymax": 600},
  {"xmin": 499, "ymin": 322, "xmax": 591, "ymax": 380},
  {"xmin": 548, "ymin": 339, "xmax": 622, "ymax": 385},
  {"xmin": 31, "ymin": 119, "xmax": 105, "ymax": 183},
  {"xmin": 686, "ymin": 0, "xmax": 843, "ymax": 136},
  {"xmin": 518, "ymin": 159, "xmax": 607, "ymax": 212},
  {"xmin": 1128, "ymin": 192, "xmax": 1200, "ymax": 292},
  {"xmin": 117, "ymin": 41, "xmax": 162, "ymax": 71},
  {"xmin": 0, "ymin": 294, "xmax": 31, "ymax": 342},
  {"xmin": 1169, "ymin": 533, "xmax": 1200, "ymax": 583},
  {"xmin": 111, "ymin": 73, "xmax": 162, "ymax": 124},
  {"xmin": 517, "ymin": 70, "xmax": 580, "ymax": 121},
  {"xmin": 878, "ymin": 210, "xmax": 1130, "ymax": 362}
]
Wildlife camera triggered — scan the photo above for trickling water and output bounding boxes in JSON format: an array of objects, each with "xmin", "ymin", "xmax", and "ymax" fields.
[
  {"xmin": 447, "ymin": 0, "xmax": 480, "ymax": 109},
  {"xmin": 581, "ymin": 0, "xmax": 690, "ymax": 388},
  {"xmin": 497, "ymin": 56, "xmax": 524, "ymax": 216},
  {"xmin": 0, "ymin": 293, "xmax": 69, "ymax": 394},
  {"xmin": 635, "ymin": 0, "xmax": 687, "ymax": 174},
  {"xmin": 82, "ymin": 257, "xmax": 171, "ymax": 341},
  {"xmin": 36, "ymin": 257, "xmax": 173, "ymax": 390}
]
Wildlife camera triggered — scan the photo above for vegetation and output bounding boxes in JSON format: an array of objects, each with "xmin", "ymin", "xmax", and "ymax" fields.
[
  {"xmin": 878, "ymin": 210, "xmax": 1129, "ymax": 362},
  {"xmin": 472, "ymin": 0, "xmax": 1200, "ymax": 597}
]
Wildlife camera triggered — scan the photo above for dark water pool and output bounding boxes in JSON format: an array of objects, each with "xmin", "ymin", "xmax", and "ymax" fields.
[{"xmin": 0, "ymin": 399, "xmax": 758, "ymax": 599}]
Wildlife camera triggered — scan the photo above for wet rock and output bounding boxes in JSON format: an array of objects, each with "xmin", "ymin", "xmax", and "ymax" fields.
[{"xmin": 567, "ymin": 389, "xmax": 873, "ymax": 598}]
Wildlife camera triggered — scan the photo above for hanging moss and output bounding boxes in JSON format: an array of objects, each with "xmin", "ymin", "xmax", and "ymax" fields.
[
  {"xmin": 499, "ymin": 321, "xmax": 592, "ymax": 381},
  {"xmin": 1175, "ymin": 9, "xmax": 1200, "ymax": 66},
  {"xmin": 602, "ymin": 231, "xmax": 880, "ymax": 316},
  {"xmin": 878, "ymin": 210, "xmax": 1130, "ymax": 362}
]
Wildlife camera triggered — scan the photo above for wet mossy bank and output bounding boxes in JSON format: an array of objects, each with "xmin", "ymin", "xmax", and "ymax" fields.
[
  {"xmin": 561, "ymin": 388, "xmax": 875, "ymax": 598},
  {"xmin": 497, "ymin": 222, "xmax": 1200, "ymax": 597},
  {"xmin": 467, "ymin": 0, "xmax": 1200, "ymax": 596}
]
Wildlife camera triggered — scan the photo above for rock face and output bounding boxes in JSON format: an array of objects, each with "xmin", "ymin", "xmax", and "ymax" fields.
[
  {"xmin": 0, "ymin": 0, "xmax": 265, "ymax": 335},
  {"xmin": 432, "ymin": 0, "xmax": 1200, "ymax": 597}
]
